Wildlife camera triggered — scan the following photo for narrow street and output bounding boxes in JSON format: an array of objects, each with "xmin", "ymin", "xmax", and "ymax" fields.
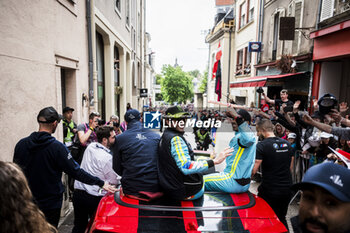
[{"xmin": 58, "ymin": 124, "xmax": 299, "ymax": 232}]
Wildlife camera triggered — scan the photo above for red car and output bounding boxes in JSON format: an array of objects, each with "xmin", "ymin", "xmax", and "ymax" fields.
[{"xmin": 87, "ymin": 190, "xmax": 287, "ymax": 233}]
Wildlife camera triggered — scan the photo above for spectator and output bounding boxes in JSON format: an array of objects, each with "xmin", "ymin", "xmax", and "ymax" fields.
[
  {"xmin": 107, "ymin": 115, "xmax": 122, "ymax": 135},
  {"xmin": 291, "ymin": 163, "xmax": 350, "ymax": 233},
  {"xmin": 13, "ymin": 106, "xmax": 116, "ymax": 228},
  {"xmin": 73, "ymin": 126, "xmax": 120, "ymax": 233},
  {"xmin": 126, "ymin": 102, "xmax": 132, "ymax": 111},
  {"xmin": 313, "ymin": 132, "xmax": 337, "ymax": 165},
  {"xmin": 303, "ymin": 113, "xmax": 350, "ymax": 140},
  {"xmin": 195, "ymin": 127, "xmax": 212, "ymax": 150},
  {"xmin": 158, "ymin": 106, "xmax": 232, "ymax": 200},
  {"xmin": 274, "ymin": 123, "xmax": 286, "ymax": 138},
  {"xmin": 0, "ymin": 161, "xmax": 56, "ymax": 233},
  {"xmin": 204, "ymin": 109, "xmax": 256, "ymax": 194},
  {"xmin": 287, "ymin": 132, "xmax": 297, "ymax": 149},
  {"xmin": 62, "ymin": 106, "xmax": 79, "ymax": 199},
  {"xmin": 113, "ymin": 109, "xmax": 161, "ymax": 200},
  {"xmin": 262, "ymin": 89, "xmax": 293, "ymax": 112},
  {"xmin": 76, "ymin": 112, "xmax": 100, "ymax": 164},
  {"xmin": 62, "ymin": 106, "xmax": 77, "ymax": 149},
  {"xmin": 252, "ymin": 118, "xmax": 294, "ymax": 229}
]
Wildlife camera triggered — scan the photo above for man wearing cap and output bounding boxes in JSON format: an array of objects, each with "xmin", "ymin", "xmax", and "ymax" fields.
[
  {"xmin": 158, "ymin": 106, "xmax": 233, "ymax": 200},
  {"xmin": 62, "ymin": 106, "xmax": 77, "ymax": 148},
  {"xmin": 62, "ymin": 106, "xmax": 79, "ymax": 200},
  {"xmin": 204, "ymin": 108, "xmax": 256, "ymax": 194},
  {"xmin": 112, "ymin": 109, "xmax": 162, "ymax": 198},
  {"xmin": 291, "ymin": 163, "xmax": 350, "ymax": 233},
  {"xmin": 13, "ymin": 106, "xmax": 117, "ymax": 228},
  {"xmin": 252, "ymin": 118, "xmax": 295, "ymax": 229}
]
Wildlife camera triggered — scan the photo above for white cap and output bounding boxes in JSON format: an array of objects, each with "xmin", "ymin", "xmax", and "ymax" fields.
[
  {"xmin": 288, "ymin": 133, "xmax": 297, "ymax": 139},
  {"xmin": 320, "ymin": 132, "xmax": 333, "ymax": 139}
]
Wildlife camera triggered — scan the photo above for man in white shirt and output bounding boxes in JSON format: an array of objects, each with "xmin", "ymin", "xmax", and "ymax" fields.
[{"xmin": 72, "ymin": 126, "xmax": 120, "ymax": 233}]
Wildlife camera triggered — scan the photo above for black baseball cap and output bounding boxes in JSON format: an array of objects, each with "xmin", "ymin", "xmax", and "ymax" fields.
[
  {"xmin": 124, "ymin": 109, "xmax": 141, "ymax": 123},
  {"xmin": 292, "ymin": 163, "xmax": 350, "ymax": 202},
  {"xmin": 237, "ymin": 109, "xmax": 251, "ymax": 123},
  {"xmin": 163, "ymin": 106, "xmax": 191, "ymax": 119},
  {"xmin": 63, "ymin": 106, "xmax": 74, "ymax": 113},
  {"xmin": 37, "ymin": 106, "xmax": 63, "ymax": 124}
]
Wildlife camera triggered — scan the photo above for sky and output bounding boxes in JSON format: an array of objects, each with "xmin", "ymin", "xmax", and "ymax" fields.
[{"xmin": 146, "ymin": 0, "xmax": 216, "ymax": 74}]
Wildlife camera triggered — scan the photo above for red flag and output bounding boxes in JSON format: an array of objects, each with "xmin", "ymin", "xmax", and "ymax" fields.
[
  {"xmin": 215, "ymin": 60, "xmax": 222, "ymax": 101},
  {"xmin": 212, "ymin": 42, "xmax": 222, "ymax": 79},
  {"xmin": 338, "ymin": 149, "xmax": 350, "ymax": 161},
  {"xmin": 212, "ymin": 60, "xmax": 218, "ymax": 79}
]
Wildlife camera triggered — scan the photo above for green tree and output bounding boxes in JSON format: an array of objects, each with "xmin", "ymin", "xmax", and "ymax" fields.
[
  {"xmin": 188, "ymin": 69, "xmax": 200, "ymax": 78},
  {"xmin": 160, "ymin": 65, "xmax": 194, "ymax": 104},
  {"xmin": 155, "ymin": 74, "xmax": 162, "ymax": 85},
  {"xmin": 199, "ymin": 69, "xmax": 208, "ymax": 93}
]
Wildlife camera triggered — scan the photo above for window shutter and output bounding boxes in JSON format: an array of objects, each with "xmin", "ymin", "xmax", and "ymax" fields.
[
  {"xmin": 292, "ymin": 2, "xmax": 302, "ymax": 54},
  {"xmin": 320, "ymin": 0, "xmax": 334, "ymax": 22}
]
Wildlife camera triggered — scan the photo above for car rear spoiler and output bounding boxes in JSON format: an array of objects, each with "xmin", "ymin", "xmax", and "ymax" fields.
[{"xmin": 114, "ymin": 191, "xmax": 256, "ymax": 211}]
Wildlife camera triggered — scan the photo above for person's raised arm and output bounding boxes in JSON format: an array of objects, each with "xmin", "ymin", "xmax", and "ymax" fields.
[
  {"xmin": 302, "ymin": 114, "xmax": 332, "ymax": 133},
  {"xmin": 262, "ymin": 92, "xmax": 275, "ymax": 105}
]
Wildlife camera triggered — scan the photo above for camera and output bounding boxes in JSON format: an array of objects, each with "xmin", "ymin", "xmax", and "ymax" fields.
[
  {"xmin": 113, "ymin": 121, "xmax": 120, "ymax": 128},
  {"xmin": 318, "ymin": 93, "xmax": 338, "ymax": 115},
  {"xmin": 97, "ymin": 119, "xmax": 106, "ymax": 126},
  {"xmin": 256, "ymin": 87, "xmax": 264, "ymax": 94}
]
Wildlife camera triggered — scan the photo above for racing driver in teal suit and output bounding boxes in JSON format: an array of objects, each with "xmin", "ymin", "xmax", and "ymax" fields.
[{"xmin": 204, "ymin": 108, "xmax": 256, "ymax": 193}]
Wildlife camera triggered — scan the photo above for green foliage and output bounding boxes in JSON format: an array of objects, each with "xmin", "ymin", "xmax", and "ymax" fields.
[
  {"xmin": 187, "ymin": 69, "xmax": 200, "ymax": 78},
  {"xmin": 155, "ymin": 74, "xmax": 162, "ymax": 85},
  {"xmin": 199, "ymin": 69, "xmax": 208, "ymax": 93},
  {"xmin": 155, "ymin": 93, "xmax": 162, "ymax": 101},
  {"xmin": 160, "ymin": 65, "xmax": 194, "ymax": 104}
]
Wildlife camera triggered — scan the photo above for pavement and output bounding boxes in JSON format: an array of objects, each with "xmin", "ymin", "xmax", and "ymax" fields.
[{"xmin": 58, "ymin": 124, "xmax": 299, "ymax": 232}]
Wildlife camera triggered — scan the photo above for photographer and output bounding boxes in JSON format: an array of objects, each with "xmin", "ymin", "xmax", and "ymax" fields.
[
  {"xmin": 107, "ymin": 115, "xmax": 122, "ymax": 136},
  {"xmin": 76, "ymin": 112, "xmax": 100, "ymax": 164}
]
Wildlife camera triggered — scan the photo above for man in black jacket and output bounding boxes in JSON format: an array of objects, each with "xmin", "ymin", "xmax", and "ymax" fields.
[
  {"xmin": 112, "ymin": 109, "xmax": 162, "ymax": 199},
  {"xmin": 13, "ymin": 107, "xmax": 116, "ymax": 228}
]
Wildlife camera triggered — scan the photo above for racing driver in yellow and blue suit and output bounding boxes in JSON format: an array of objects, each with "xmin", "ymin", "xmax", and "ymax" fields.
[
  {"xmin": 158, "ymin": 106, "xmax": 233, "ymax": 200},
  {"xmin": 204, "ymin": 108, "xmax": 256, "ymax": 193}
]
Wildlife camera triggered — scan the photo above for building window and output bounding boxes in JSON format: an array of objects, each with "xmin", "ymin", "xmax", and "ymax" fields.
[
  {"xmin": 247, "ymin": 0, "xmax": 254, "ymax": 23},
  {"xmin": 272, "ymin": 12, "xmax": 280, "ymax": 60},
  {"xmin": 115, "ymin": 0, "xmax": 121, "ymax": 12},
  {"xmin": 138, "ymin": 13, "xmax": 141, "ymax": 45},
  {"xmin": 239, "ymin": 2, "xmax": 246, "ymax": 29},
  {"xmin": 236, "ymin": 49, "xmax": 244, "ymax": 75},
  {"xmin": 244, "ymin": 47, "xmax": 251, "ymax": 75},
  {"xmin": 126, "ymin": 0, "xmax": 130, "ymax": 28}
]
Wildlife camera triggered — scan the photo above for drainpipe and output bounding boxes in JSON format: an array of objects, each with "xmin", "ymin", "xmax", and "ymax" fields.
[
  {"xmin": 227, "ymin": 27, "xmax": 233, "ymax": 102},
  {"xmin": 256, "ymin": 0, "xmax": 264, "ymax": 66},
  {"xmin": 316, "ymin": 0, "xmax": 323, "ymax": 30},
  {"xmin": 86, "ymin": 0, "xmax": 94, "ymax": 106},
  {"xmin": 308, "ymin": 0, "xmax": 322, "ymax": 111},
  {"xmin": 255, "ymin": 0, "xmax": 265, "ymax": 107}
]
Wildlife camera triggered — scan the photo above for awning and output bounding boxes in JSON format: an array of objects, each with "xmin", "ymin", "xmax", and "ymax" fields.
[{"xmin": 230, "ymin": 72, "xmax": 306, "ymax": 88}]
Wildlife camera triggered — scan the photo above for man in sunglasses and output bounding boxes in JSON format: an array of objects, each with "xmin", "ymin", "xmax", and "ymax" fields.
[{"xmin": 13, "ymin": 106, "xmax": 117, "ymax": 229}]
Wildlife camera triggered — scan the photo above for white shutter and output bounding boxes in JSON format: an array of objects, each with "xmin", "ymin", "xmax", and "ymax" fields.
[
  {"xmin": 293, "ymin": 2, "xmax": 302, "ymax": 54},
  {"xmin": 320, "ymin": 0, "xmax": 334, "ymax": 22}
]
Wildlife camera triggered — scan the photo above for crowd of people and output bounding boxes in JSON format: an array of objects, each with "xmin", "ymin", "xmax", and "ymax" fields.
[{"xmin": 1, "ymin": 92, "xmax": 350, "ymax": 233}]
